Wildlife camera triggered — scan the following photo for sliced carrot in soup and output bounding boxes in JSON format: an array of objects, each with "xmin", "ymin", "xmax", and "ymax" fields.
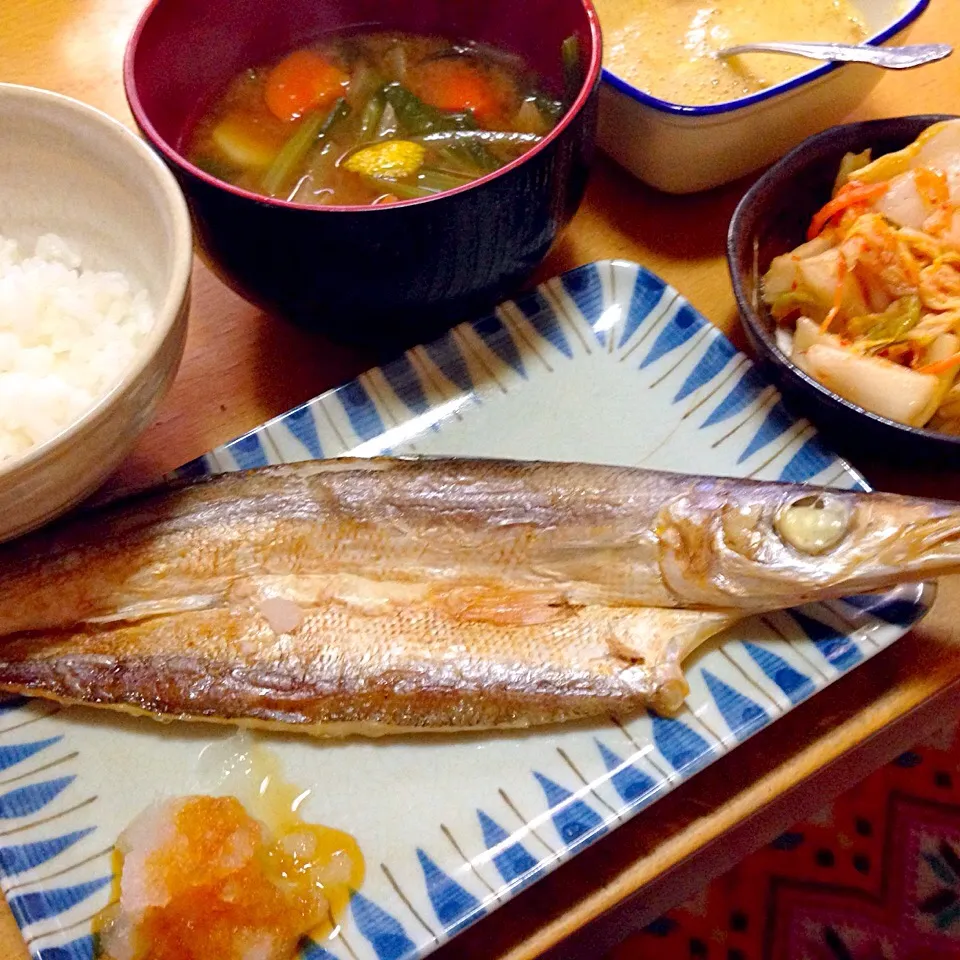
[
  {"xmin": 409, "ymin": 59, "xmax": 506, "ymax": 125},
  {"xmin": 265, "ymin": 50, "xmax": 350, "ymax": 122}
]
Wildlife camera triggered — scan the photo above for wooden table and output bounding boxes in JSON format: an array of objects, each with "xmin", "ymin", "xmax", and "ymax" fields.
[{"xmin": 2, "ymin": 2, "xmax": 959, "ymax": 957}]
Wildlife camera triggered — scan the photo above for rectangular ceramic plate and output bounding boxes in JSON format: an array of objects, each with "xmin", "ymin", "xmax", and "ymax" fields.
[{"xmin": 0, "ymin": 260, "xmax": 931, "ymax": 960}]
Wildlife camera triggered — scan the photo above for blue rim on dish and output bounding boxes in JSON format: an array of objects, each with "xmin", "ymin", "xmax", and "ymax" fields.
[{"xmin": 601, "ymin": 0, "xmax": 930, "ymax": 117}]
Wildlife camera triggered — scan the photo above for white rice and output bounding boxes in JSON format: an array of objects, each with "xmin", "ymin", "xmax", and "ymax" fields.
[{"xmin": 0, "ymin": 234, "xmax": 155, "ymax": 463}]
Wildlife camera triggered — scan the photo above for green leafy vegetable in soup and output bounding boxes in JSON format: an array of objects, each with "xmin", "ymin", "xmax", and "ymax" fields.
[{"xmin": 186, "ymin": 31, "xmax": 567, "ymax": 206}]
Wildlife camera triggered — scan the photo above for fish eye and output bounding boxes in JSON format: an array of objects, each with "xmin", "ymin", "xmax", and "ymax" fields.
[{"xmin": 775, "ymin": 494, "xmax": 851, "ymax": 555}]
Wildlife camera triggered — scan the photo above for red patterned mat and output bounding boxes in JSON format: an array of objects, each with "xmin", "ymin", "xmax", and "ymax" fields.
[{"xmin": 609, "ymin": 724, "xmax": 960, "ymax": 959}]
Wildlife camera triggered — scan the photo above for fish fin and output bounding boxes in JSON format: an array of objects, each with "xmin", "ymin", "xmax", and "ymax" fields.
[{"xmin": 608, "ymin": 608, "xmax": 745, "ymax": 713}]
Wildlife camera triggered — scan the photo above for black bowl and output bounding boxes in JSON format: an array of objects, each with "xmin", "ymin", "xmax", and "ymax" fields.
[
  {"xmin": 728, "ymin": 114, "xmax": 960, "ymax": 464},
  {"xmin": 125, "ymin": 0, "xmax": 602, "ymax": 351}
]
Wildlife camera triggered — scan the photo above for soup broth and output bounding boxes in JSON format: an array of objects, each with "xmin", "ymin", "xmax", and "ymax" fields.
[
  {"xmin": 186, "ymin": 31, "xmax": 565, "ymax": 206},
  {"xmin": 596, "ymin": 0, "xmax": 868, "ymax": 106}
]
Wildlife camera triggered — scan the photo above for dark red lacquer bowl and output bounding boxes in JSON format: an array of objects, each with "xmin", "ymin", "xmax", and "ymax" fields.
[{"xmin": 124, "ymin": 0, "xmax": 602, "ymax": 349}]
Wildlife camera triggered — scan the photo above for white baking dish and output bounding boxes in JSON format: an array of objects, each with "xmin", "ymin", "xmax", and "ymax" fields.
[{"xmin": 597, "ymin": 0, "xmax": 930, "ymax": 193}]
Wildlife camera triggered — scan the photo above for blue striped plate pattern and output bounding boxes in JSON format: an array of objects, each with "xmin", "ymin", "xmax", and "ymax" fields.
[{"xmin": 0, "ymin": 260, "xmax": 932, "ymax": 960}]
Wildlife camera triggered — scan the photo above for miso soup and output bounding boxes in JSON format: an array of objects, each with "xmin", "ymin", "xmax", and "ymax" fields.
[{"xmin": 187, "ymin": 31, "xmax": 569, "ymax": 206}]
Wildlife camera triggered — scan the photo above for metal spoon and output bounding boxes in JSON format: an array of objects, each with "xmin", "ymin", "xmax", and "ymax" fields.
[{"xmin": 716, "ymin": 41, "xmax": 952, "ymax": 70}]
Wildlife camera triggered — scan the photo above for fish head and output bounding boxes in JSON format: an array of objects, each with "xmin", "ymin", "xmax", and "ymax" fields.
[{"xmin": 656, "ymin": 480, "xmax": 960, "ymax": 610}]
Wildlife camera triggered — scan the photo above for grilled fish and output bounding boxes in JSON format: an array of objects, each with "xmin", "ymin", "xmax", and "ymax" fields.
[{"xmin": 0, "ymin": 457, "xmax": 956, "ymax": 734}]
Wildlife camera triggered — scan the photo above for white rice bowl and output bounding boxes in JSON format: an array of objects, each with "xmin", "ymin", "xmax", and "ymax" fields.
[{"xmin": 0, "ymin": 233, "xmax": 156, "ymax": 463}]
